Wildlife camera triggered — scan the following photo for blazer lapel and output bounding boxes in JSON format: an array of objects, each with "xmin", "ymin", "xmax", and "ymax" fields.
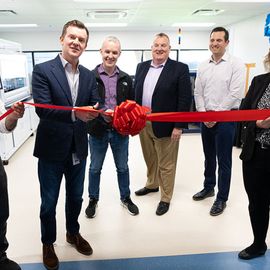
[
  {"xmin": 75, "ymin": 66, "xmax": 86, "ymax": 106},
  {"xmin": 136, "ymin": 61, "xmax": 151, "ymax": 103},
  {"xmin": 153, "ymin": 58, "xmax": 172, "ymax": 94},
  {"xmin": 51, "ymin": 56, "xmax": 73, "ymax": 105},
  {"xmin": 253, "ymin": 74, "xmax": 270, "ymax": 106},
  {"xmin": 141, "ymin": 62, "xmax": 151, "ymax": 82}
]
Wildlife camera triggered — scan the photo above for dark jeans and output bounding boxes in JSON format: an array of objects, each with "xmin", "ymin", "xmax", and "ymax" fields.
[
  {"xmin": 88, "ymin": 130, "xmax": 130, "ymax": 201},
  {"xmin": 243, "ymin": 144, "xmax": 270, "ymax": 247},
  {"xmin": 201, "ymin": 122, "xmax": 236, "ymax": 202},
  {"xmin": 0, "ymin": 158, "xmax": 8, "ymax": 260},
  {"xmin": 38, "ymin": 155, "xmax": 86, "ymax": 244}
]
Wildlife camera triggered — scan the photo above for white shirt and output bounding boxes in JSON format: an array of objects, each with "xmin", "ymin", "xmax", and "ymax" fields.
[
  {"xmin": 59, "ymin": 54, "xmax": 79, "ymax": 121},
  {"xmin": 194, "ymin": 52, "xmax": 245, "ymax": 112},
  {"xmin": 0, "ymin": 100, "xmax": 10, "ymax": 133},
  {"xmin": 59, "ymin": 54, "xmax": 80, "ymax": 106},
  {"xmin": 142, "ymin": 61, "xmax": 165, "ymax": 109}
]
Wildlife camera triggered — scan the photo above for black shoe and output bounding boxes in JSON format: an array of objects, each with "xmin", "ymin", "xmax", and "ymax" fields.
[
  {"xmin": 121, "ymin": 197, "xmax": 139, "ymax": 215},
  {"xmin": 156, "ymin": 201, "xmax": 170, "ymax": 216},
  {"xmin": 0, "ymin": 258, "xmax": 21, "ymax": 270},
  {"xmin": 210, "ymin": 200, "xmax": 226, "ymax": 216},
  {"xmin": 193, "ymin": 188, "xmax": 215, "ymax": 201},
  {"xmin": 135, "ymin": 187, "xmax": 159, "ymax": 196},
  {"xmin": 238, "ymin": 243, "xmax": 267, "ymax": 260},
  {"xmin": 85, "ymin": 198, "xmax": 98, "ymax": 218}
]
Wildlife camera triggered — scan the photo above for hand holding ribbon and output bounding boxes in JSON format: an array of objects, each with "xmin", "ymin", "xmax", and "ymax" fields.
[
  {"xmin": 256, "ymin": 116, "xmax": 270, "ymax": 129},
  {"xmin": 101, "ymin": 109, "xmax": 114, "ymax": 123},
  {"xmin": 74, "ymin": 102, "xmax": 99, "ymax": 122}
]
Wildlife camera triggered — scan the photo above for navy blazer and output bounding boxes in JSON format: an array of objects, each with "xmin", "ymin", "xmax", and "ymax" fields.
[
  {"xmin": 32, "ymin": 55, "xmax": 100, "ymax": 161},
  {"xmin": 240, "ymin": 72, "xmax": 270, "ymax": 161},
  {"xmin": 134, "ymin": 58, "xmax": 192, "ymax": 138}
]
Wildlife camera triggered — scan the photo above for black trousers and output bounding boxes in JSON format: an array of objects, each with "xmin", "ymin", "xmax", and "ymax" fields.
[
  {"xmin": 0, "ymin": 157, "xmax": 8, "ymax": 260},
  {"xmin": 242, "ymin": 144, "xmax": 270, "ymax": 247}
]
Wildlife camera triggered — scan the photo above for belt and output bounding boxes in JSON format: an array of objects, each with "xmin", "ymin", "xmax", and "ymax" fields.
[{"xmin": 256, "ymin": 142, "xmax": 270, "ymax": 150}]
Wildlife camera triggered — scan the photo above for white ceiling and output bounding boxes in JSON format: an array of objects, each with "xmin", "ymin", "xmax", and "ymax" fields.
[{"xmin": 0, "ymin": 0, "xmax": 269, "ymax": 32}]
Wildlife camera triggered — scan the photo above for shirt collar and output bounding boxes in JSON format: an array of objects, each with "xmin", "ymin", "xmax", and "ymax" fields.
[
  {"xmin": 98, "ymin": 64, "xmax": 119, "ymax": 76},
  {"xmin": 150, "ymin": 60, "xmax": 167, "ymax": 68},
  {"xmin": 209, "ymin": 51, "xmax": 229, "ymax": 64},
  {"xmin": 59, "ymin": 53, "xmax": 79, "ymax": 71}
]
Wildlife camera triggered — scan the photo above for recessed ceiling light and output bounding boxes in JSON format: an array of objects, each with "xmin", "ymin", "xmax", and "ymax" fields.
[
  {"xmin": 0, "ymin": 10, "xmax": 17, "ymax": 16},
  {"xmin": 0, "ymin": 24, "xmax": 38, "ymax": 28},
  {"xmin": 172, "ymin": 22, "xmax": 216, "ymax": 27},
  {"xmin": 215, "ymin": 0, "xmax": 270, "ymax": 2},
  {"xmin": 74, "ymin": 0, "xmax": 142, "ymax": 2},
  {"xmin": 86, "ymin": 10, "xmax": 128, "ymax": 19},
  {"xmin": 192, "ymin": 9, "xmax": 224, "ymax": 16},
  {"xmin": 85, "ymin": 23, "xmax": 127, "ymax": 27}
]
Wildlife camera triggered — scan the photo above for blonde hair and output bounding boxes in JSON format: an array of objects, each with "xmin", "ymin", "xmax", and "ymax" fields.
[{"xmin": 264, "ymin": 49, "xmax": 270, "ymax": 72}]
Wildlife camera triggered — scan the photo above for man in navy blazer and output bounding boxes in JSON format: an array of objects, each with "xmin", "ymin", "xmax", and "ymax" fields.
[
  {"xmin": 134, "ymin": 33, "xmax": 191, "ymax": 215},
  {"xmin": 32, "ymin": 20, "xmax": 100, "ymax": 270}
]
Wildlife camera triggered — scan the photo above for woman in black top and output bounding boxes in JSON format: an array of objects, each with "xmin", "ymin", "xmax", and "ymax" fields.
[{"xmin": 239, "ymin": 50, "xmax": 270, "ymax": 260}]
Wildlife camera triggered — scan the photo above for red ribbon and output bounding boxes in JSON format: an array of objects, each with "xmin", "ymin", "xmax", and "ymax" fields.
[
  {"xmin": 112, "ymin": 100, "xmax": 270, "ymax": 136},
  {"xmin": 1, "ymin": 100, "xmax": 270, "ymax": 136},
  {"xmin": 0, "ymin": 108, "xmax": 14, "ymax": 121},
  {"xmin": 147, "ymin": 109, "xmax": 270, "ymax": 123}
]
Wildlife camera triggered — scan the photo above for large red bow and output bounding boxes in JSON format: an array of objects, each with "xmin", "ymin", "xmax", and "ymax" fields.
[{"xmin": 112, "ymin": 100, "xmax": 149, "ymax": 136}]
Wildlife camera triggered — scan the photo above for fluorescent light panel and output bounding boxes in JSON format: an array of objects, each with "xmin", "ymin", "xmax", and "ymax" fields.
[
  {"xmin": 85, "ymin": 22, "xmax": 127, "ymax": 27},
  {"xmin": 172, "ymin": 22, "xmax": 215, "ymax": 27},
  {"xmin": 216, "ymin": 0, "xmax": 270, "ymax": 2},
  {"xmin": 74, "ymin": 0, "xmax": 142, "ymax": 2},
  {"xmin": 0, "ymin": 24, "xmax": 38, "ymax": 28}
]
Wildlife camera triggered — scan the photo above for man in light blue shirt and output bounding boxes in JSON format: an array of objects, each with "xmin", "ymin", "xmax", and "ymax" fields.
[{"xmin": 193, "ymin": 27, "xmax": 245, "ymax": 216}]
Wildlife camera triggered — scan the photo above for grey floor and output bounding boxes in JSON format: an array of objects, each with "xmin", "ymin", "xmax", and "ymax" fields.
[{"xmin": 4, "ymin": 133, "xmax": 270, "ymax": 269}]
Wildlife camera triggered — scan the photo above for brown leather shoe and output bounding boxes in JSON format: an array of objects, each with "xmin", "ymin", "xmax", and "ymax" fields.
[
  {"xmin": 42, "ymin": 244, "xmax": 59, "ymax": 270},
  {"xmin": 66, "ymin": 232, "xmax": 93, "ymax": 255}
]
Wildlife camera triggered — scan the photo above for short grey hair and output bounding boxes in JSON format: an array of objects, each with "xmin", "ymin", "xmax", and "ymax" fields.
[
  {"xmin": 154, "ymin": 33, "xmax": 170, "ymax": 45},
  {"xmin": 101, "ymin": 36, "xmax": 121, "ymax": 51}
]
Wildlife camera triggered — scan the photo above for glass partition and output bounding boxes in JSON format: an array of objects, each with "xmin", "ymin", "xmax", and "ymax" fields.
[
  {"xmin": 0, "ymin": 54, "xmax": 31, "ymax": 106},
  {"xmin": 178, "ymin": 49, "xmax": 210, "ymax": 72}
]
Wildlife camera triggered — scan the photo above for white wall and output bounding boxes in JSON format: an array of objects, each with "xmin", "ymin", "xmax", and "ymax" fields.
[
  {"xmin": 229, "ymin": 14, "xmax": 269, "ymax": 80},
  {"xmin": 0, "ymin": 30, "xmax": 209, "ymax": 51}
]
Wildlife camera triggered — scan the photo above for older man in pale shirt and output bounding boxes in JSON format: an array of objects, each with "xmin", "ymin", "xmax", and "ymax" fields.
[
  {"xmin": 134, "ymin": 32, "xmax": 191, "ymax": 216},
  {"xmin": 193, "ymin": 27, "xmax": 245, "ymax": 216}
]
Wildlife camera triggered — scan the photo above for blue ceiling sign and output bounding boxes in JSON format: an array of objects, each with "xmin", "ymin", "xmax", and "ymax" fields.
[{"xmin": 264, "ymin": 13, "xmax": 270, "ymax": 42}]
